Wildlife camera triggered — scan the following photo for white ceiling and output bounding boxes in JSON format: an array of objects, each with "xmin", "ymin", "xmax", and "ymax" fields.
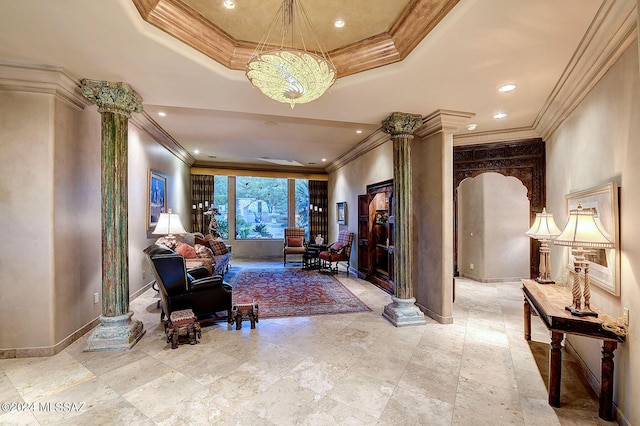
[{"xmin": 0, "ymin": 0, "xmax": 631, "ymax": 172}]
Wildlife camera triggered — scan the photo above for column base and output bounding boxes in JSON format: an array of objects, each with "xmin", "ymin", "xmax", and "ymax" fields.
[
  {"xmin": 383, "ymin": 297, "xmax": 427, "ymax": 327},
  {"xmin": 85, "ymin": 311, "xmax": 145, "ymax": 352}
]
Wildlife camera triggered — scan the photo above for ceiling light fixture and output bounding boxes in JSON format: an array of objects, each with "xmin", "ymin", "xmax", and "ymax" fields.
[
  {"xmin": 334, "ymin": 19, "xmax": 345, "ymax": 28},
  {"xmin": 194, "ymin": 149, "xmax": 200, "ymax": 154},
  {"xmin": 223, "ymin": 0, "xmax": 235, "ymax": 10},
  {"xmin": 321, "ymin": 158, "xmax": 327, "ymax": 162},
  {"xmin": 245, "ymin": 0, "xmax": 337, "ymax": 108},
  {"xmin": 498, "ymin": 84, "xmax": 516, "ymax": 92},
  {"xmin": 493, "ymin": 112, "xmax": 508, "ymax": 119},
  {"xmin": 466, "ymin": 124, "xmax": 477, "ymax": 131},
  {"xmin": 158, "ymin": 112, "xmax": 166, "ymax": 117},
  {"xmin": 356, "ymin": 130, "xmax": 362, "ymax": 134}
]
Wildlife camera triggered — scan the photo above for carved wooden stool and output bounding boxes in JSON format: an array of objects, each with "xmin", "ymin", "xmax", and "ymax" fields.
[
  {"xmin": 230, "ymin": 301, "xmax": 259, "ymax": 330},
  {"xmin": 165, "ymin": 309, "xmax": 201, "ymax": 349}
]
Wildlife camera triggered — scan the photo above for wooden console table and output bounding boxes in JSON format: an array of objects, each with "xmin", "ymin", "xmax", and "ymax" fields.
[{"xmin": 522, "ymin": 279, "xmax": 625, "ymax": 421}]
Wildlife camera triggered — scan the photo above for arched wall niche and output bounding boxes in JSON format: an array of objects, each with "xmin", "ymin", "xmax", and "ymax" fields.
[{"xmin": 453, "ymin": 138, "xmax": 546, "ymax": 279}]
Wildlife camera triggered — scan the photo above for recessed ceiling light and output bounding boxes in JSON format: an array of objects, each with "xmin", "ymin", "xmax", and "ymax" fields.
[
  {"xmin": 498, "ymin": 84, "xmax": 516, "ymax": 92},
  {"xmin": 194, "ymin": 149, "xmax": 200, "ymax": 154},
  {"xmin": 466, "ymin": 124, "xmax": 477, "ymax": 131},
  {"xmin": 321, "ymin": 158, "xmax": 327, "ymax": 162},
  {"xmin": 158, "ymin": 112, "xmax": 166, "ymax": 117},
  {"xmin": 493, "ymin": 112, "xmax": 508, "ymax": 119},
  {"xmin": 334, "ymin": 19, "xmax": 345, "ymax": 28},
  {"xmin": 356, "ymin": 130, "xmax": 362, "ymax": 134},
  {"xmin": 223, "ymin": 0, "xmax": 235, "ymax": 9}
]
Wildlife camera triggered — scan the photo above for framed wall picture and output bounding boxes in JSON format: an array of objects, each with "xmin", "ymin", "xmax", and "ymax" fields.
[
  {"xmin": 564, "ymin": 182, "xmax": 620, "ymax": 296},
  {"xmin": 336, "ymin": 202, "xmax": 347, "ymax": 225},
  {"xmin": 148, "ymin": 170, "xmax": 167, "ymax": 229}
]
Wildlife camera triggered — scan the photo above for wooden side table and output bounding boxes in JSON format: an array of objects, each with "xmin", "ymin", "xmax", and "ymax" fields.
[
  {"xmin": 165, "ymin": 309, "xmax": 201, "ymax": 349},
  {"xmin": 230, "ymin": 301, "xmax": 259, "ymax": 330},
  {"xmin": 522, "ymin": 279, "xmax": 625, "ymax": 420}
]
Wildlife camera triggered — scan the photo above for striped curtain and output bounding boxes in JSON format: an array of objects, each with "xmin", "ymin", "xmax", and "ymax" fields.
[
  {"xmin": 308, "ymin": 180, "xmax": 328, "ymax": 242},
  {"xmin": 191, "ymin": 174, "xmax": 215, "ymax": 234}
]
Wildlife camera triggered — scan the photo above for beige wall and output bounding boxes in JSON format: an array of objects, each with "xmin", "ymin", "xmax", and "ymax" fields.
[
  {"xmin": 547, "ymin": 43, "xmax": 639, "ymax": 424},
  {"xmin": 328, "ymin": 140, "xmax": 394, "ymax": 271},
  {"xmin": 128, "ymin": 123, "xmax": 192, "ymax": 294},
  {"xmin": 0, "ymin": 66, "xmax": 191, "ymax": 356},
  {"xmin": 458, "ymin": 173, "xmax": 529, "ymax": 282}
]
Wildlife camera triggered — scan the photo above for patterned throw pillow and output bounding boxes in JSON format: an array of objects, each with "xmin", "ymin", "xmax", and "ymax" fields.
[
  {"xmin": 195, "ymin": 244, "xmax": 214, "ymax": 259},
  {"xmin": 175, "ymin": 242, "xmax": 197, "ymax": 259},
  {"xmin": 209, "ymin": 240, "xmax": 229, "ymax": 255},
  {"xmin": 287, "ymin": 237, "xmax": 303, "ymax": 247},
  {"xmin": 194, "ymin": 235, "xmax": 206, "ymax": 246},
  {"xmin": 329, "ymin": 241, "xmax": 345, "ymax": 253}
]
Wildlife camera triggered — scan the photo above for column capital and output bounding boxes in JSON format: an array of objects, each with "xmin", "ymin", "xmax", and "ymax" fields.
[
  {"xmin": 81, "ymin": 79, "xmax": 143, "ymax": 117},
  {"xmin": 381, "ymin": 112, "xmax": 423, "ymax": 139}
]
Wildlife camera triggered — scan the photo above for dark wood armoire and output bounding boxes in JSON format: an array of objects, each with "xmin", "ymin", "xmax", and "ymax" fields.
[{"xmin": 358, "ymin": 179, "xmax": 394, "ymax": 294}]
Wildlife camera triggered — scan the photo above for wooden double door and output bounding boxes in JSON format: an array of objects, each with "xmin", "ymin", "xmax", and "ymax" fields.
[{"xmin": 358, "ymin": 179, "xmax": 394, "ymax": 294}]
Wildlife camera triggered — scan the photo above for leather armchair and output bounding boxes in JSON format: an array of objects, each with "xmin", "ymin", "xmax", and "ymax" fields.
[{"xmin": 148, "ymin": 253, "xmax": 232, "ymax": 323}]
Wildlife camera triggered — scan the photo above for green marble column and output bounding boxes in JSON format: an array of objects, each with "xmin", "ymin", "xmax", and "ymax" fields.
[
  {"xmin": 381, "ymin": 112, "xmax": 426, "ymax": 327},
  {"xmin": 81, "ymin": 79, "xmax": 145, "ymax": 351}
]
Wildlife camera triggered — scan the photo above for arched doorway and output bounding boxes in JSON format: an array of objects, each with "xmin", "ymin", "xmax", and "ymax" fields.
[
  {"xmin": 453, "ymin": 138, "xmax": 546, "ymax": 279},
  {"xmin": 457, "ymin": 173, "xmax": 530, "ymax": 281}
]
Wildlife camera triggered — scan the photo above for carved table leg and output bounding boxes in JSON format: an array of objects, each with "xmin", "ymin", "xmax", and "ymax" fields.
[
  {"xmin": 549, "ymin": 331, "xmax": 564, "ymax": 407},
  {"xmin": 188, "ymin": 324, "xmax": 196, "ymax": 345},
  {"xmin": 599, "ymin": 341, "xmax": 617, "ymax": 421},
  {"xmin": 249, "ymin": 312, "xmax": 256, "ymax": 329},
  {"xmin": 171, "ymin": 330, "xmax": 179, "ymax": 349},
  {"xmin": 524, "ymin": 297, "xmax": 531, "ymax": 341},
  {"xmin": 235, "ymin": 313, "xmax": 242, "ymax": 330}
]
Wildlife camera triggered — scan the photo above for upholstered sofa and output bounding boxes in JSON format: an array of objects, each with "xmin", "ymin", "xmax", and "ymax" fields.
[{"xmin": 154, "ymin": 232, "xmax": 230, "ymax": 277}]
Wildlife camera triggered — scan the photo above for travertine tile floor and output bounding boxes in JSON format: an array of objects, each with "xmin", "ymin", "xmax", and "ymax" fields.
[{"xmin": 0, "ymin": 259, "xmax": 614, "ymax": 425}]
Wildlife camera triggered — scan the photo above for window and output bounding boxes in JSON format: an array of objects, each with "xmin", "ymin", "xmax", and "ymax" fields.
[
  {"xmin": 235, "ymin": 176, "xmax": 288, "ymax": 239},
  {"xmin": 213, "ymin": 175, "xmax": 229, "ymax": 239},
  {"xmin": 295, "ymin": 179, "xmax": 309, "ymax": 238}
]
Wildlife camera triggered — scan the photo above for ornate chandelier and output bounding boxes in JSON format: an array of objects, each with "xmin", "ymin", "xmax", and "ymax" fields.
[{"xmin": 246, "ymin": 0, "xmax": 336, "ymax": 108}]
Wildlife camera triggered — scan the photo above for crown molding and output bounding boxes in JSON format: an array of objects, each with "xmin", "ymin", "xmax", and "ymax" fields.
[
  {"xmin": 130, "ymin": 111, "xmax": 195, "ymax": 166},
  {"xmin": 325, "ymin": 129, "xmax": 390, "ymax": 173},
  {"xmin": 534, "ymin": 0, "xmax": 638, "ymax": 140},
  {"xmin": 130, "ymin": 0, "xmax": 460, "ymax": 78},
  {"xmin": 453, "ymin": 127, "xmax": 541, "ymax": 146},
  {"xmin": 0, "ymin": 61, "xmax": 90, "ymax": 110},
  {"xmin": 190, "ymin": 166, "xmax": 328, "ymax": 180}
]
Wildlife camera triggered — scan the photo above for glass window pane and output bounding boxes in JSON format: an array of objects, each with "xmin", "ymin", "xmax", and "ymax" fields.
[
  {"xmin": 295, "ymin": 179, "xmax": 309, "ymax": 239},
  {"xmin": 235, "ymin": 176, "xmax": 288, "ymax": 239},
  {"xmin": 213, "ymin": 175, "xmax": 228, "ymax": 239}
]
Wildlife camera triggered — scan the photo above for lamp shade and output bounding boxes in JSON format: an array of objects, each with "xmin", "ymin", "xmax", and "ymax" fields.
[
  {"xmin": 526, "ymin": 208, "xmax": 562, "ymax": 240},
  {"xmin": 152, "ymin": 210, "xmax": 186, "ymax": 236},
  {"xmin": 554, "ymin": 204, "xmax": 614, "ymax": 248}
]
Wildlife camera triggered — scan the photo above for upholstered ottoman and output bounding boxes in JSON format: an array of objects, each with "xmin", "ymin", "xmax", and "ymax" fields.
[{"xmin": 165, "ymin": 309, "xmax": 201, "ymax": 349}]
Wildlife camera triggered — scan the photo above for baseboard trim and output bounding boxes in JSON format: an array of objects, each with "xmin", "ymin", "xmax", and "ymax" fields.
[
  {"xmin": 0, "ymin": 283, "xmax": 152, "ymax": 359},
  {"xmin": 415, "ymin": 301, "xmax": 453, "ymax": 324},
  {"xmin": 459, "ymin": 273, "xmax": 525, "ymax": 283}
]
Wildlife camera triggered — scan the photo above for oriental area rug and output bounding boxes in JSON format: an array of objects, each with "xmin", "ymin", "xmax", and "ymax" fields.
[{"xmin": 227, "ymin": 268, "xmax": 371, "ymax": 319}]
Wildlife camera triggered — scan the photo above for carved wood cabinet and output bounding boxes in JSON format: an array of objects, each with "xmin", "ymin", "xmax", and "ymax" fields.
[{"xmin": 358, "ymin": 179, "xmax": 394, "ymax": 294}]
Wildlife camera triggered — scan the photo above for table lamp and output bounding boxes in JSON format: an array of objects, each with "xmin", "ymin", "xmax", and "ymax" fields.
[
  {"xmin": 554, "ymin": 204, "xmax": 614, "ymax": 317},
  {"xmin": 152, "ymin": 209, "xmax": 186, "ymax": 243},
  {"xmin": 526, "ymin": 208, "xmax": 562, "ymax": 283}
]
